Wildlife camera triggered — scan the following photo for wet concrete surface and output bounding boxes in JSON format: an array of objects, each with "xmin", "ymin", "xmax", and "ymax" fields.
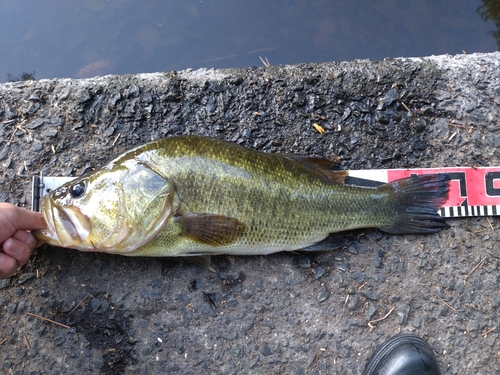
[{"xmin": 0, "ymin": 52, "xmax": 499, "ymax": 374}]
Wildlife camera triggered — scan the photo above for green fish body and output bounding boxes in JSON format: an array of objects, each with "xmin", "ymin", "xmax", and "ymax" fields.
[{"xmin": 35, "ymin": 136, "xmax": 449, "ymax": 256}]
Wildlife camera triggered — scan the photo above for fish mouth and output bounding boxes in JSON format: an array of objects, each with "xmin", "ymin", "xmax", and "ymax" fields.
[{"xmin": 36, "ymin": 197, "xmax": 91, "ymax": 249}]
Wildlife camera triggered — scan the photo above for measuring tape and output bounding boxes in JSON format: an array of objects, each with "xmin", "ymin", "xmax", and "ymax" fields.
[
  {"xmin": 346, "ymin": 167, "xmax": 500, "ymax": 218},
  {"xmin": 32, "ymin": 167, "xmax": 500, "ymax": 218}
]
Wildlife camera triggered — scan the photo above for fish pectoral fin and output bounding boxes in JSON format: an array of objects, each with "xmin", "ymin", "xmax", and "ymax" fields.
[
  {"xmin": 176, "ymin": 214, "xmax": 246, "ymax": 246},
  {"xmin": 282, "ymin": 154, "xmax": 348, "ymax": 184}
]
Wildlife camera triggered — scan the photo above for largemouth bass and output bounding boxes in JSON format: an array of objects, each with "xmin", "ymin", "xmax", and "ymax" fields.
[{"xmin": 34, "ymin": 136, "xmax": 449, "ymax": 256}]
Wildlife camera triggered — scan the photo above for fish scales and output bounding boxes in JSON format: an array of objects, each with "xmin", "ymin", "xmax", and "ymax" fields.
[
  {"xmin": 131, "ymin": 137, "xmax": 392, "ymax": 256},
  {"xmin": 34, "ymin": 136, "xmax": 449, "ymax": 257}
]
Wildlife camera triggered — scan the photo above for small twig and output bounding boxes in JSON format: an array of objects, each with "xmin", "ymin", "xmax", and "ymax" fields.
[
  {"xmin": 401, "ymin": 102, "xmax": 411, "ymax": 113},
  {"xmin": 432, "ymin": 292, "xmax": 456, "ymax": 312},
  {"xmin": 369, "ymin": 236, "xmax": 387, "ymax": 251},
  {"xmin": 482, "ymin": 326, "xmax": 497, "ymax": 338},
  {"xmin": 26, "ymin": 312, "xmax": 71, "ymax": 329},
  {"xmin": 0, "ymin": 338, "xmax": 8, "ymax": 346},
  {"xmin": 1, "ymin": 119, "xmax": 15, "ymax": 126},
  {"xmin": 69, "ymin": 293, "xmax": 92, "ymax": 315},
  {"xmin": 259, "ymin": 56, "xmax": 271, "ymax": 67},
  {"xmin": 112, "ymin": 133, "xmax": 121, "ymax": 146},
  {"xmin": 23, "ymin": 335, "xmax": 31, "ymax": 351},
  {"xmin": 57, "ymin": 156, "xmax": 70, "ymax": 168},
  {"xmin": 195, "ymin": 46, "xmax": 278, "ymax": 64},
  {"xmin": 486, "ymin": 218, "xmax": 494, "ymax": 231},
  {"xmin": 15, "ymin": 125, "xmax": 27, "ymax": 135},
  {"xmin": 368, "ymin": 306, "xmax": 396, "ymax": 325},
  {"xmin": 8, "ymin": 127, "xmax": 16, "ymax": 144},
  {"xmin": 358, "ymin": 281, "xmax": 368, "ymax": 291},
  {"xmin": 343, "ymin": 294, "xmax": 350, "ymax": 308},
  {"xmin": 464, "ymin": 256, "xmax": 487, "ymax": 288},
  {"xmin": 466, "ymin": 303, "xmax": 489, "ymax": 316},
  {"xmin": 466, "ymin": 256, "xmax": 487, "ymax": 279},
  {"xmin": 448, "ymin": 123, "xmax": 468, "ymax": 129}
]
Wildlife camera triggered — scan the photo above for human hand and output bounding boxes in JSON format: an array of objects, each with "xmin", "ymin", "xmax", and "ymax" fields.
[{"xmin": 0, "ymin": 203, "xmax": 46, "ymax": 279}]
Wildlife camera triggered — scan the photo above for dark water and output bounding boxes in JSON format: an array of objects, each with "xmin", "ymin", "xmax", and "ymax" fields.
[{"xmin": 1, "ymin": 0, "xmax": 498, "ymax": 83}]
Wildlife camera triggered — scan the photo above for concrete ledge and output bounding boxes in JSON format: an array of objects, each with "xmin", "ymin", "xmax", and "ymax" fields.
[{"xmin": 1, "ymin": 52, "xmax": 499, "ymax": 374}]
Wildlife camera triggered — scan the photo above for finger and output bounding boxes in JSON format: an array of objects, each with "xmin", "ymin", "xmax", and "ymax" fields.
[
  {"xmin": 3, "ymin": 237, "xmax": 33, "ymax": 266},
  {"xmin": 0, "ymin": 252, "xmax": 18, "ymax": 279},
  {"xmin": 0, "ymin": 203, "xmax": 46, "ymax": 231},
  {"xmin": 12, "ymin": 230, "xmax": 38, "ymax": 251}
]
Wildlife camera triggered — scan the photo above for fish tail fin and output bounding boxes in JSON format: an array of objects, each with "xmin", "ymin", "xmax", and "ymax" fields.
[{"xmin": 381, "ymin": 174, "xmax": 450, "ymax": 234}]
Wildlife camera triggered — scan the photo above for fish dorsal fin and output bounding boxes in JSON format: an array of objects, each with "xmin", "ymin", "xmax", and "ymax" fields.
[
  {"xmin": 176, "ymin": 214, "xmax": 246, "ymax": 246},
  {"xmin": 282, "ymin": 154, "xmax": 348, "ymax": 184}
]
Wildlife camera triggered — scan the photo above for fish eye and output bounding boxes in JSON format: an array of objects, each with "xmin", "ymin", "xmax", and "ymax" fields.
[{"xmin": 70, "ymin": 182, "xmax": 86, "ymax": 199}]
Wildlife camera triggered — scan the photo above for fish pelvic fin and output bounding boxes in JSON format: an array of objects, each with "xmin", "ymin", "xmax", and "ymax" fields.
[
  {"xmin": 176, "ymin": 213, "xmax": 246, "ymax": 246},
  {"xmin": 381, "ymin": 174, "xmax": 450, "ymax": 234},
  {"xmin": 180, "ymin": 255, "xmax": 215, "ymax": 272}
]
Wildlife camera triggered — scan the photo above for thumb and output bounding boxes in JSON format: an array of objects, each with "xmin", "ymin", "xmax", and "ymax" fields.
[{"xmin": 0, "ymin": 203, "xmax": 47, "ymax": 231}]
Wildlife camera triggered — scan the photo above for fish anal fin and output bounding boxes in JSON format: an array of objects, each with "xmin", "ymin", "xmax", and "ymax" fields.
[
  {"xmin": 300, "ymin": 234, "xmax": 346, "ymax": 252},
  {"xmin": 176, "ymin": 214, "xmax": 246, "ymax": 246},
  {"xmin": 282, "ymin": 154, "xmax": 347, "ymax": 183}
]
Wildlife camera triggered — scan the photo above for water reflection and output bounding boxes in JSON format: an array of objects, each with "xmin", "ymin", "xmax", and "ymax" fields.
[
  {"xmin": 76, "ymin": 60, "xmax": 114, "ymax": 79},
  {"xmin": 1, "ymin": 0, "xmax": 498, "ymax": 83},
  {"xmin": 7, "ymin": 71, "xmax": 36, "ymax": 83},
  {"xmin": 478, "ymin": 0, "xmax": 500, "ymax": 48}
]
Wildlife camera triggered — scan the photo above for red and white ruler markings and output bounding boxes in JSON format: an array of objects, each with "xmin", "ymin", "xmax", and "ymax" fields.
[
  {"xmin": 347, "ymin": 167, "xmax": 500, "ymax": 218},
  {"xmin": 32, "ymin": 167, "xmax": 500, "ymax": 218}
]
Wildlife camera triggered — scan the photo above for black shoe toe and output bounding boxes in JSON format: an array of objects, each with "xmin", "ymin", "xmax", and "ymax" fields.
[{"xmin": 362, "ymin": 334, "xmax": 441, "ymax": 375}]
